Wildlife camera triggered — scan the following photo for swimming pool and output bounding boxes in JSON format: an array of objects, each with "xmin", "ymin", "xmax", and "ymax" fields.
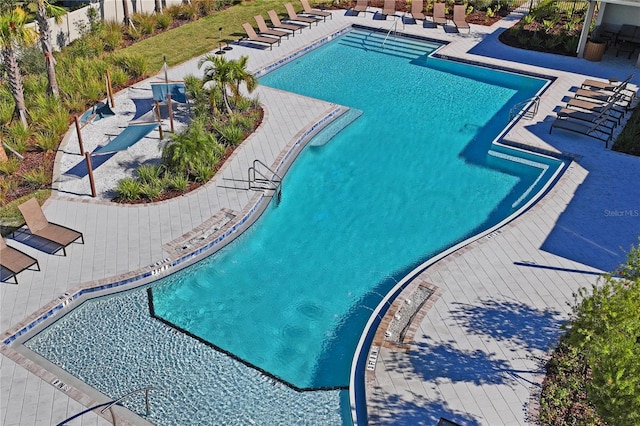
[{"xmin": 23, "ymin": 29, "xmax": 561, "ymax": 425}]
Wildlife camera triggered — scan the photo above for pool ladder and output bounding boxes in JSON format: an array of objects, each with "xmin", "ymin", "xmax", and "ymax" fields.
[
  {"xmin": 509, "ymin": 95, "xmax": 541, "ymax": 121},
  {"xmin": 248, "ymin": 159, "xmax": 282, "ymax": 202},
  {"xmin": 381, "ymin": 15, "xmax": 404, "ymax": 49},
  {"xmin": 56, "ymin": 385, "xmax": 155, "ymax": 425}
]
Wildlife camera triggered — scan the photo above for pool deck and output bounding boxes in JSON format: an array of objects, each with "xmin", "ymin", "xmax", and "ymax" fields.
[{"xmin": 2, "ymin": 7, "xmax": 640, "ymax": 426}]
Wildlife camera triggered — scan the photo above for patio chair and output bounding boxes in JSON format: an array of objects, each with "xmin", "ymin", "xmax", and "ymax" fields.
[
  {"xmin": 550, "ymin": 114, "xmax": 613, "ymax": 147},
  {"xmin": 381, "ymin": 0, "xmax": 395, "ymax": 19},
  {"xmin": 566, "ymin": 96, "xmax": 626, "ymax": 123},
  {"xmin": 581, "ymin": 74, "xmax": 634, "ymax": 91},
  {"xmin": 268, "ymin": 10, "xmax": 304, "ymax": 35},
  {"xmin": 255, "ymin": 15, "xmax": 290, "ymax": 40},
  {"xmin": 0, "ymin": 237, "xmax": 39, "ymax": 284},
  {"xmin": 453, "ymin": 5, "xmax": 469, "ymax": 33},
  {"xmin": 350, "ymin": 0, "xmax": 369, "ymax": 16},
  {"xmin": 241, "ymin": 23, "xmax": 280, "ymax": 50},
  {"xmin": 574, "ymin": 83, "xmax": 634, "ymax": 109},
  {"xmin": 557, "ymin": 102, "xmax": 618, "ymax": 131},
  {"xmin": 300, "ymin": 0, "xmax": 332, "ymax": 21},
  {"xmin": 284, "ymin": 3, "xmax": 321, "ymax": 27},
  {"xmin": 410, "ymin": 0, "xmax": 426, "ymax": 21},
  {"xmin": 17, "ymin": 198, "xmax": 84, "ymax": 256},
  {"xmin": 433, "ymin": 3, "xmax": 447, "ymax": 26}
]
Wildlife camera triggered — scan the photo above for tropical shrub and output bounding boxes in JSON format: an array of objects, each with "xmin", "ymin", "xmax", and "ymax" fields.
[
  {"xmin": 115, "ymin": 178, "xmax": 143, "ymax": 201},
  {"xmin": 540, "ymin": 239, "xmax": 640, "ymax": 425}
]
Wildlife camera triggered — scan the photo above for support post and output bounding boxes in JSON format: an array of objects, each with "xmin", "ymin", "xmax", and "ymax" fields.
[
  {"xmin": 154, "ymin": 101, "xmax": 163, "ymax": 140},
  {"xmin": 167, "ymin": 94, "xmax": 174, "ymax": 132},
  {"xmin": 106, "ymin": 69, "xmax": 115, "ymax": 107},
  {"xmin": 74, "ymin": 115, "xmax": 85, "ymax": 155},
  {"xmin": 85, "ymin": 152, "xmax": 97, "ymax": 198},
  {"xmin": 576, "ymin": 1, "xmax": 597, "ymax": 58}
]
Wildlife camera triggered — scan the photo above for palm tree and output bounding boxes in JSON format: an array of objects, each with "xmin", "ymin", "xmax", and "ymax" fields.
[
  {"xmin": 228, "ymin": 55, "xmax": 257, "ymax": 105},
  {"xmin": 31, "ymin": 0, "xmax": 66, "ymax": 98},
  {"xmin": 198, "ymin": 53, "xmax": 234, "ymax": 114},
  {"xmin": 198, "ymin": 55, "xmax": 258, "ymax": 115},
  {"xmin": 0, "ymin": 7, "xmax": 37, "ymax": 128}
]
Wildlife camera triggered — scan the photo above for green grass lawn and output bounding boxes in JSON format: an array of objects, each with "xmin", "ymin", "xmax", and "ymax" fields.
[{"xmin": 121, "ymin": 0, "xmax": 305, "ymax": 71}]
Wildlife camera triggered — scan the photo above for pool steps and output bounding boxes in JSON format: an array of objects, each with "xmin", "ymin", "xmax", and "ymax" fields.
[{"xmin": 338, "ymin": 30, "xmax": 437, "ymax": 60}]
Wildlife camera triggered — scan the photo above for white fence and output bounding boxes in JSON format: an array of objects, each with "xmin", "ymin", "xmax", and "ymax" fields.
[{"xmin": 29, "ymin": 0, "xmax": 186, "ymax": 51}]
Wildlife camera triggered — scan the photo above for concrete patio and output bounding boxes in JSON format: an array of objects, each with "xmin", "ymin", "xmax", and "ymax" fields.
[{"xmin": 2, "ymin": 6, "xmax": 639, "ymax": 426}]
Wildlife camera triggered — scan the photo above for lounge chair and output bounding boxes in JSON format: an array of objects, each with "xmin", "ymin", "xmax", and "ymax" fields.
[
  {"xmin": 566, "ymin": 96, "xmax": 625, "ymax": 123},
  {"xmin": 453, "ymin": 5, "xmax": 469, "ymax": 33},
  {"xmin": 17, "ymin": 198, "xmax": 84, "ymax": 256},
  {"xmin": 300, "ymin": 0, "xmax": 332, "ymax": 21},
  {"xmin": 381, "ymin": 0, "xmax": 395, "ymax": 19},
  {"xmin": 284, "ymin": 3, "xmax": 321, "ymax": 27},
  {"xmin": 549, "ymin": 113, "xmax": 613, "ymax": 146},
  {"xmin": 255, "ymin": 15, "xmax": 290, "ymax": 40},
  {"xmin": 557, "ymin": 102, "xmax": 618, "ymax": 131},
  {"xmin": 241, "ymin": 22, "xmax": 280, "ymax": 50},
  {"xmin": 581, "ymin": 74, "xmax": 633, "ymax": 91},
  {"xmin": 268, "ymin": 10, "xmax": 304, "ymax": 35},
  {"xmin": 0, "ymin": 237, "xmax": 39, "ymax": 283},
  {"xmin": 410, "ymin": 0, "xmax": 426, "ymax": 21},
  {"xmin": 433, "ymin": 3, "xmax": 447, "ymax": 26},
  {"xmin": 350, "ymin": 0, "xmax": 369, "ymax": 16},
  {"xmin": 574, "ymin": 85, "xmax": 633, "ymax": 108}
]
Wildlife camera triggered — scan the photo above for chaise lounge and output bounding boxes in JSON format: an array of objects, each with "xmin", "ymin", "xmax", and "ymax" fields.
[
  {"xmin": 433, "ymin": 3, "xmax": 447, "ymax": 26},
  {"xmin": 255, "ymin": 15, "xmax": 290, "ymax": 40},
  {"xmin": 17, "ymin": 198, "xmax": 84, "ymax": 256},
  {"xmin": 453, "ymin": 5, "xmax": 470, "ymax": 33},
  {"xmin": 242, "ymin": 22, "xmax": 281, "ymax": 49},
  {"xmin": 350, "ymin": 0, "xmax": 369, "ymax": 16},
  {"xmin": 268, "ymin": 10, "xmax": 304, "ymax": 35},
  {"xmin": 284, "ymin": 2, "xmax": 322, "ymax": 27},
  {"xmin": 300, "ymin": 0, "xmax": 332, "ymax": 21},
  {"xmin": 0, "ymin": 238, "xmax": 39, "ymax": 283}
]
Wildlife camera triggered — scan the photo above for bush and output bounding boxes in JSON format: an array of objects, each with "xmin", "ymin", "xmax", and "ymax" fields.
[
  {"xmin": 22, "ymin": 167, "xmax": 50, "ymax": 189},
  {"xmin": 613, "ymin": 107, "xmax": 640, "ymax": 156},
  {"xmin": 164, "ymin": 173, "xmax": 189, "ymax": 191},
  {"xmin": 132, "ymin": 13, "xmax": 157, "ymax": 36},
  {"xmin": 110, "ymin": 53, "xmax": 148, "ymax": 79},
  {"xmin": 115, "ymin": 178, "xmax": 143, "ymax": 201},
  {"xmin": 136, "ymin": 164, "xmax": 163, "ymax": 184},
  {"xmin": 156, "ymin": 13, "xmax": 172, "ymax": 30},
  {"xmin": 540, "ymin": 239, "xmax": 640, "ymax": 425}
]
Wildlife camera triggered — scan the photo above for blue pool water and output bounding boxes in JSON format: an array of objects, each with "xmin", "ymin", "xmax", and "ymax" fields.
[
  {"xmin": 150, "ymin": 30, "xmax": 556, "ymax": 389},
  {"xmin": 25, "ymin": 29, "xmax": 561, "ymax": 424}
]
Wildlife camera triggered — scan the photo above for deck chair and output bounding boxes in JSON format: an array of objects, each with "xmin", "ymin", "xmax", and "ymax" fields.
[
  {"xmin": 242, "ymin": 23, "xmax": 280, "ymax": 49},
  {"xmin": 17, "ymin": 198, "xmax": 84, "ymax": 256},
  {"xmin": 284, "ymin": 2, "xmax": 321, "ymax": 27},
  {"xmin": 550, "ymin": 114, "xmax": 613, "ymax": 146},
  {"xmin": 575, "ymin": 76, "xmax": 635, "ymax": 106},
  {"xmin": 557, "ymin": 101, "xmax": 618, "ymax": 131},
  {"xmin": 300, "ymin": 0, "xmax": 332, "ymax": 21},
  {"xmin": 268, "ymin": 10, "xmax": 304, "ymax": 35},
  {"xmin": 433, "ymin": 3, "xmax": 447, "ymax": 26},
  {"xmin": 255, "ymin": 15, "xmax": 290, "ymax": 40},
  {"xmin": 0, "ymin": 237, "xmax": 39, "ymax": 283},
  {"xmin": 581, "ymin": 74, "xmax": 633, "ymax": 92},
  {"xmin": 381, "ymin": 0, "xmax": 395, "ymax": 19},
  {"xmin": 566, "ymin": 95, "xmax": 626, "ymax": 122},
  {"xmin": 350, "ymin": 0, "xmax": 369, "ymax": 16},
  {"xmin": 453, "ymin": 5, "xmax": 469, "ymax": 33},
  {"xmin": 410, "ymin": 0, "xmax": 426, "ymax": 21}
]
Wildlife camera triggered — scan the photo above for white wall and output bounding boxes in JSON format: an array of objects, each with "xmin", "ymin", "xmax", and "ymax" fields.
[
  {"xmin": 28, "ymin": 0, "xmax": 186, "ymax": 52},
  {"xmin": 599, "ymin": 3, "xmax": 640, "ymax": 31}
]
